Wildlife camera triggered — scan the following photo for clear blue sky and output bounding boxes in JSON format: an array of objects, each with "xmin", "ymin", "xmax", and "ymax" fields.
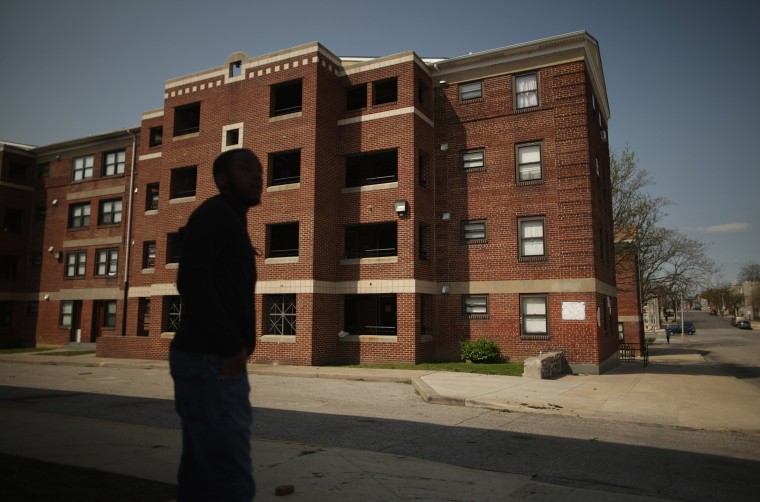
[{"xmin": 2, "ymin": 0, "xmax": 758, "ymax": 283}]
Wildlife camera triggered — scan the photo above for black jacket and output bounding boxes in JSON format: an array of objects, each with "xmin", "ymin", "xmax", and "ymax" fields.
[{"xmin": 171, "ymin": 194, "xmax": 256, "ymax": 357}]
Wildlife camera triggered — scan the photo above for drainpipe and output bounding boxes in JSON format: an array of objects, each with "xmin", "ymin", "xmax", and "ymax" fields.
[{"xmin": 121, "ymin": 128, "xmax": 137, "ymax": 336}]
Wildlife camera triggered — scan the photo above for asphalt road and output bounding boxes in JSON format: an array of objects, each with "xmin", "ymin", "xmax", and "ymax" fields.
[
  {"xmin": 676, "ymin": 310, "xmax": 760, "ymax": 387},
  {"xmin": 1, "ymin": 350, "xmax": 760, "ymax": 501}
]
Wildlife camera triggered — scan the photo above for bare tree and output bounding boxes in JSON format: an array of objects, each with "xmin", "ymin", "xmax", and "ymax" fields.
[{"xmin": 738, "ymin": 262, "xmax": 760, "ymax": 283}]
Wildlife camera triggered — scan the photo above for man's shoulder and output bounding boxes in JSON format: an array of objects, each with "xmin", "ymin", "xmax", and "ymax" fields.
[{"xmin": 190, "ymin": 195, "xmax": 234, "ymax": 220}]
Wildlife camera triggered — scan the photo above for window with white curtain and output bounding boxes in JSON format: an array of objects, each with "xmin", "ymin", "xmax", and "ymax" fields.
[
  {"xmin": 517, "ymin": 143, "xmax": 542, "ymax": 181},
  {"xmin": 515, "ymin": 73, "xmax": 538, "ymax": 109},
  {"xmin": 459, "ymin": 81, "xmax": 483, "ymax": 100},
  {"xmin": 521, "ymin": 294, "xmax": 548, "ymax": 336},
  {"xmin": 462, "ymin": 220, "xmax": 487, "ymax": 242},
  {"xmin": 461, "ymin": 149, "xmax": 485, "ymax": 170},
  {"xmin": 463, "ymin": 295, "xmax": 488, "ymax": 317},
  {"xmin": 519, "ymin": 217, "xmax": 545, "ymax": 258}
]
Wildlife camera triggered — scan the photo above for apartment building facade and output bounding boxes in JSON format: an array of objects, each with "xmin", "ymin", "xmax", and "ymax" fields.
[{"xmin": 1, "ymin": 31, "xmax": 618, "ymax": 373}]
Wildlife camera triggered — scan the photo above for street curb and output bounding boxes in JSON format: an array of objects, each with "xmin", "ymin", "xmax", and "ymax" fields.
[{"xmin": 412, "ymin": 376, "xmax": 466, "ymax": 407}]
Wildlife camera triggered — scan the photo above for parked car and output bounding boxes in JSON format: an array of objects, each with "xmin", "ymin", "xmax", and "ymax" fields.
[
  {"xmin": 665, "ymin": 324, "xmax": 681, "ymax": 335},
  {"xmin": 737, "ymin": 320, "xmax": 752, "ymax": 330},
  {"xmin": 709, "ymin": 309, "xmax": 718, "ymax": 315},
  {"xmin": 665, "ymin": 322, "xmax": 695, "ymax": 335}
]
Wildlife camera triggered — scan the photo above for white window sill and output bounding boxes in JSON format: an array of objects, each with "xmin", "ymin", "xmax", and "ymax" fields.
[
  {"xmin": 267, "ymin": 183, "xmax": 300, "ymax": 192},
  {"xmin": 341, "ymin": 182, "xmax": 398, "ymax": 194},
  {"xmin": 160, "ymin": 332, "xmax": 175, "ymax": 339},
  {"xmin": 260, "ymin": 335, "xmax": 296, "ymax": 343},
  {"xmin": 339, "ymin": 335, "xmax": 397, "ymax": 343},
  {"xmin": 165, "ymin": 263, "xmax": 179, "ymax": 269},
  {"xmin": 141, "ymin": 268, "xmax": 155, "ymax": 274},
  {"xmin": 340, "ymin": 256, "xmax": 398, "ymax": 265},
  {"xmin": 169, "ymin": 196, "xmax": 196, "ymax": 205},
  {"xmin": 144, "ymin": 210, "xmax": 158, "ymax": 216},
  {"xmin": 265, "ymin": 257, "xmax": 299, "ymax": 265},
  {"xmin": 269, "ymin": 111, "xmax": 302, "ymax": 123}
]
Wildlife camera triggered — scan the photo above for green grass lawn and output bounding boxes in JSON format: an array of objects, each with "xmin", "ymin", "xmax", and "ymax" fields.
[
  {"xmin": 339, "ymin": 361, "xmax": 524, "ymax": 376},
  {"xmin": 0, "ymin": 453, "xmax": 176, "ymax": 502},
  {"xmin": 0, "ymin": 347, "xmax": 56, "ymax": 354}
]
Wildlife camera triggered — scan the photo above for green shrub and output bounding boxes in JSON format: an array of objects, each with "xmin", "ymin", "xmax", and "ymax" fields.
[{"xmin": 460, "ymin": 338, "xmax": 501, "ymax": 363}]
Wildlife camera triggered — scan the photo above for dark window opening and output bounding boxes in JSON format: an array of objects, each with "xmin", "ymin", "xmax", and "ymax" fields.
[
  {"xmin": 421, "ymin": 294, "xmax": 433, "ymax": 335},
  {"xmin": 225, "ymin": 128, "xmax": 240, "ymax": 147},
  {"xmin": 35, "ymin": 207, "xmax": 46, "ymax": 222},
  {"xmin": 418, "ymin": 151, "xmax": 429, "ymax": 188},
  {"xmin": 419, "ymin": 223, "xmax": 429, "ymax": 260},
  {"xmin": 345, "ymin": 149, "xmax": 397, "ymax": 187},
  {"xmin": 344, "ymin": 294, "xmax": 397, "ymax": 336},
  {"xmin": 272, "ymin": 79, "xmax": 302, "ymax": 116},
  {"xmin": 268, "ymin": 222, "xmax": 299, "ymax": 258},
  {"xmin": 346, "ymin": 83, "xmax": 367, "ymax": 110},
  {"xmin": 417, "ymin": 79, "xmax": 429, "ymax": 105},
  {"xmin": 0, "ymin": 301, "xmax": 13, "ymax": 328},
  {"xmin": 4, "ymin": 208, "xmax": 21, "ymax": 233},
  {"xmin": 266, "ymin": 294, "xmax": 296, "ymax": 335},
  {"xmin": 373, "ymin": 78, "xmax": 397, "ymax": 105},
  {"xmin": 229, "ymin": 60, "xmax": 242, "ymax": 77},
  {"xmin": 149, "ymin": 126, "xmax": 163, "ymax": 147},
  {"xmin": 167, "ymin": 231, "xmax": 184, "ymax": 264},
  {"xmin": 146, "ymin": 183, "xmax": 160, "ymax": 210},
  {"xmin": 345, "ymin": 223, "xmax": 397, "ymax": 259},
  {"xmin": 270, "ymin": 150, "xmax": 301, "ymax": 185},
  {"xmin": 173, "ymin": 102, "xmax": 201, "ymax": 136},
  {"xmin": 31, "ymin": 253, "xmax": 42, "ymax": 266},
  {"xmin": 0, "ymin": 255, "xmax": 18, "ymax": 280},
  {"xmin": 170, "ymin": 166, "xmax": 197, "ymax": 199},
  {"xmin": 8, "ymin": 163, "xmax": 26, "ymax": 181},
  {"xmin": 27, "ymin": 300, "xmax": 39, "ymax": 316},
  {"xmin": 37, "ymin": 163, "xmax": 50, "ymax": 177}
]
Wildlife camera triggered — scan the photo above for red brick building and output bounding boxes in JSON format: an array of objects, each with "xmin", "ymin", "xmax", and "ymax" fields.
[{"xmin": 1, "ymin": 31, "xmax": 618, "ymax": 373}]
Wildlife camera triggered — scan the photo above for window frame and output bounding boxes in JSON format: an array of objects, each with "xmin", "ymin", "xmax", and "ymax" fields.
[
  {"xmin": 344, "ymin": 222, "xmax": 398, "ymax": 259},
  {"xmin": 462, "ymin": 219, "xmax": 487, "ymax": 243},
  {"xmin": 518, "ymin": 217, "xmax": 546, "ymax": 259},
  {"xmin": 143, "ymin": 241, "xmax": 156, "ymax": 269},
  {"xmin": 4, "ymin": 208, "xmax": 22, "ymax": 233},
  {"xmin": 59, "ymin": 300, "xmax": 74, "ymax": 328},
  {"xmin": 463, "ymin": 294, "xmax": 489, "ymax": 318},
  {"xmin": 514, "ymin": 73, "xmax": 539, "ymax": 110},
  {"xmin": 170, "ymin": 166, "xmax": 197, "ymax": 199},
  {"xmin": 373, "ymin": 78, "xmax": 398, "ymax": 105},
  {"xmin": 146, "ymin": 183, "xmax": 160, "ymax": 211},
  {"xmin": 98, "ymin": 198, "xmax": 123, "ymax": 226},
  {"xmin": 102, "ymin": 149, "xmax": 126, "ymax": 177},
  {"xmin": 459, "ymin": 80, "xmax": 483, "ymax": 101},
  {"xmin": 68, "ymin": 203, "xmax": 91, "ymax": 229},
  {"xmin": 268, "ymin": 222, "xmax": 299, "ymax": 258},
  {"xmin": 149, "ymin": 126, "xmax": 163, "ymax": 147},
  {"xmin": 271, "ymin": 79, "xmax": 303, "ymax": 116},
  {"xmin": 520, "ymin": 294, "xmax": 549, "ymax": 338},
  {"xmin": 95, "ymin": 248, "xmax": 119, "ymax": 277},
  {"xmin": 270, "ymin": 149, "xmax": 301, "ymax": 186},
  {"xmin": 167, "ymin": 231, "xmax": 183, "ymax": 264},
  {"xmin": 266, "ymin": 294, "xmax": 297, "ymax": 336},
  {"xmin": 103, "ymin": 300, "xmax": 117, "ymax": 329},
  {"xmin": 64, "ymin": 251, "xmax": 87, "ymax": 278},
  {"xmin": 345, "ymin": 149, "xmax": 398, "ymax": 188},
  {"xmin": 461, "ymin": 148, "xmax": 485, "ymax": 171},
  {"xmin": 516, "ymin": 142, "xmax": 543, "ymax": 182},
  {"xmin": 346, "ymin": 83, "xmax": 368, "ymax": 111},
  {"xmin": 71, "ymin": 154, "xmax": 94, "ymax": 182},
  {"xmin": 173, "ymin": 102, "xmax": 201, "ymax": 136}
]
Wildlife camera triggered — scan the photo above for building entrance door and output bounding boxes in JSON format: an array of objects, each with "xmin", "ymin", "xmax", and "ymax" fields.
[{"xmin": 68, "ymin": 300, "xmax": 83, "ymax": 342}]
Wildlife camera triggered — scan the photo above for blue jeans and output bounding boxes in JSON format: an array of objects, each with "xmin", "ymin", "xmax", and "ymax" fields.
[{"xmin": 169, "ymin": 349, "xmax": 255, "ymax": 501}]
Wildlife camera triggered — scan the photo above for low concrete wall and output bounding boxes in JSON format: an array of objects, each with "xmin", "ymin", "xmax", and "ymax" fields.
[{"xmin": 523, "ymin": 351, "xmax": 570, "ymax": 379}]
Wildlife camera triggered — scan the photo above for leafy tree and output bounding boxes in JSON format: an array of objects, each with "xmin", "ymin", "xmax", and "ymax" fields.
[{"xmin": 611, "ymin": 145, "xmax": 718, "ymax": 304}]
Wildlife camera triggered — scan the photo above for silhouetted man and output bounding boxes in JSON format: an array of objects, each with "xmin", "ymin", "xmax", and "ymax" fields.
[{"xmin": 169, "ymin": 148, "xmax": 262, "ymax": 501}]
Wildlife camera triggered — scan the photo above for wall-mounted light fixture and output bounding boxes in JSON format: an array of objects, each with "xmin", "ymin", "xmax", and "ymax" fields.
[
  {"xmin": 442, "ymin": 212, "xmax": 451, "ymax": 221},
  {"xmin": 48, "ymin": 246, "xmax": 54, "ymax": 253},
  {"xmin": 51, "ymin": 199, "xmax": 58, "ymax": 206},
  {"xmin": 44, "ymin": 294, "xmax": 50, "ymax": 301},
  {"xmin": 440, "ymin": 143, "xmax": 448, "ymax": 151},
  {"xmin": 439, "ymin": 79, "xmax": 447, "ymax": 85},
  {"xmin": 394, "ymin": 200, "xmax": 408, "ymax": 216},
  {"xmin": 54, "ymin": 251, "xmax": 62, "ymax": 260},
  {"xmin": 441, "ymin": 285, "xmax": 450, "ymax": 294}
]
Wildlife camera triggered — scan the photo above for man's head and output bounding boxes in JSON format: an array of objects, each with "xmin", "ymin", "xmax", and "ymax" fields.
[{"xmin": 213, "ymin": 149, "xmax": 263, "ymax": 207}]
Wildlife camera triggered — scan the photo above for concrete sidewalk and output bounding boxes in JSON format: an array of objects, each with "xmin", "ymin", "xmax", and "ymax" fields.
[{"xmin": 1, "ymin": 340, "xmax": 758, "ymax": 500}]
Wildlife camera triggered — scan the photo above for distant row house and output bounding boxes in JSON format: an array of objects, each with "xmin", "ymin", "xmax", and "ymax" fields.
[{"xmin": 0, "ymin": 31, "xmax": 626, "ymax": 373}]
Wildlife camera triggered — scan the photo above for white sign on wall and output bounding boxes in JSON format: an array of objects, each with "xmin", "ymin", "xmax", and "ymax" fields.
[{"xmin": 562, "ymin": 302, "xmax": 586, "ymax": 321}]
